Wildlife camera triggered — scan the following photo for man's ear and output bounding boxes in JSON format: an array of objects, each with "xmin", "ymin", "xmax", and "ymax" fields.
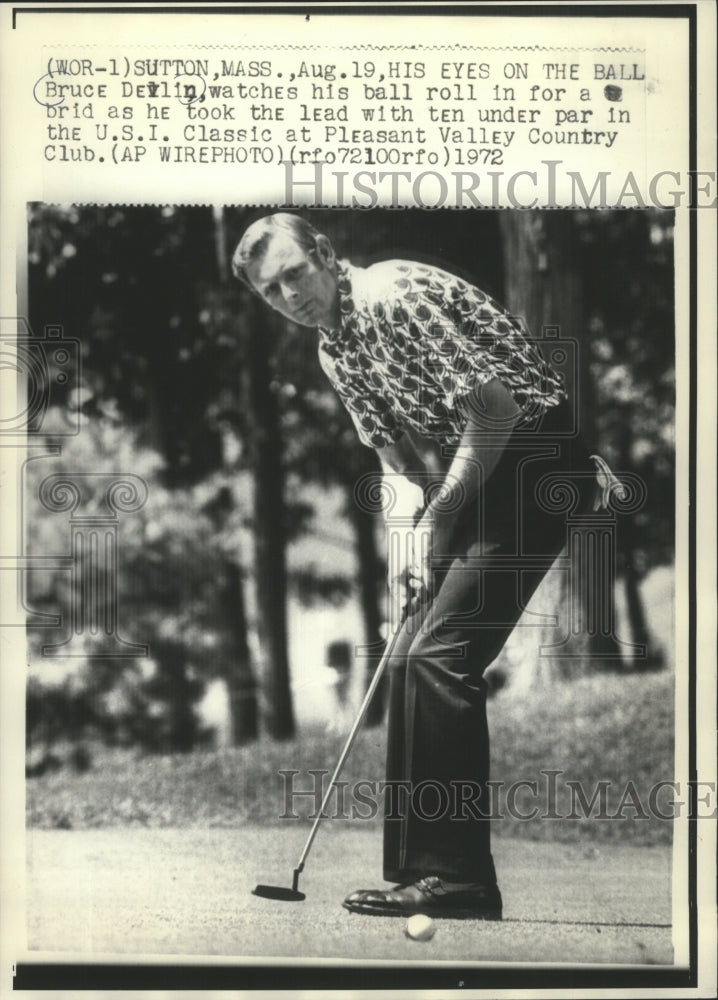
[{"xmin": 314, "ymin": 234, "xmax": 336, "ymax": 268}]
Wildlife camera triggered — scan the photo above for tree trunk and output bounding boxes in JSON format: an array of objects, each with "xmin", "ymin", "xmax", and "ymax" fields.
[
  {"xmin": 222, "ymin": 560, "xmax": 260, "ymax": 742},
  {"xmin": 156, "ymin": 642, "xmax": 200, "ymax": 754},
  {"xmin": 210, "ymin": 208, "xmax": 263, "ymax": 737},
  {"xmin": 617, "ymin": 411, "xmax": 663, "ymax": 671},
  {"xmin": 497, "ymin": 212, "xmax": 620, "ymax": 688},
  {"xmin": 499, "ymin": 211, "xmax": 591, "ymax": 428},
  {"xmin": 204, "ymin": 483, "xmax": 260, "ymax": 745},
  {"xmin": 245, "ymin": 309, "xmax": 295, "ymax": 740},
  {"xmin": 622, "ymin": 555, "xmax": 663, "ymax": 670}
]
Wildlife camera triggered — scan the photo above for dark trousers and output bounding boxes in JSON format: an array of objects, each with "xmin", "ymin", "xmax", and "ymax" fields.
[{"xmin": 383, "ymin": 401, "xmax": 595, "ymax": 884}]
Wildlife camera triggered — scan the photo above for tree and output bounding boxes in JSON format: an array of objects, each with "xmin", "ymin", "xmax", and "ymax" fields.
[
  {"xmin": 243, "ymin": 296, "xmax": 295, "ymax": 739},
  {"xmin": 203, "ymin": 482, "xmax": 259, "ymax": 744},
  {"xmin": 578, "ymin": 209, "xmax": 673, "ymax": 668},
  {"xmin": 496, "ymin": 211, "xmax": 625, "ymax": 687},
  {"xmin": 23, "ymin": 416, "xmax": 232, "ymax": 752},
  {"xmin": 27, "ymin": 206, "xmax": 268, "ymax": 745}
]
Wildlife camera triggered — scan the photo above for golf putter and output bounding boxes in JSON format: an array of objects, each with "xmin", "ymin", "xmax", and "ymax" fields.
[{"xmin": 253, "ymin": 603, "xmax": 413, "ymax": 902}]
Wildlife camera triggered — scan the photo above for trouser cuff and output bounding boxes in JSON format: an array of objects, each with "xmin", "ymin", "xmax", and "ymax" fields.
[{"xmin": 384, "ymin": 850, "xmax": 498, "ymax": 887}]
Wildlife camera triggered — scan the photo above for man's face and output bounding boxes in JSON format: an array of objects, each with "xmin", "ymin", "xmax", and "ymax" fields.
[{"xmin": 246, "ymin": 232, "xmax": 340, "ymax": 329}]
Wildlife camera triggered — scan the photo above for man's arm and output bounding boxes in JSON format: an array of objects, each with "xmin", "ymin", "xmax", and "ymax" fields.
[
  {"xmin": 376, "ymin": 435, "xmax": 426, "ymax": 484},
  {"xmin": 375, "ymin": 435, "xmax": 428, "ymax": 520},
  {"xmin": 412, "ymin": 377, "xmax": 522, "ymax": 596},
  {"xmin": 373, "ymin": 436, "xmax": 430, "ymax": 623}
]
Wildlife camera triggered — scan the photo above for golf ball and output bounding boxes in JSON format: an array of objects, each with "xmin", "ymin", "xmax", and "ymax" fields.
[{"xmin": 406, "ymin": 913, "xmax": 436, "ymax": 941}]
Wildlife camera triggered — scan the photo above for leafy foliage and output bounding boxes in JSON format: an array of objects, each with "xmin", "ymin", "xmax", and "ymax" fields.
[{"xmin": 25, "ymin": 417, "xmax": 242, "ymax": 753}]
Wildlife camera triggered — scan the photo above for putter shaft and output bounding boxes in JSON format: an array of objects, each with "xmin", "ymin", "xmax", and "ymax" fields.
[{"xmin": 294, "ymin": 613, "xmax": 408, "ymax": 875}]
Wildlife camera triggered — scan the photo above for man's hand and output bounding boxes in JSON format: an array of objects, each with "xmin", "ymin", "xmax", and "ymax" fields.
[
  {"xmin": 387, "ymin": 514, "xmax": 441, "ymax": 623},
  {"xmin": 406, "ymin": 515, "xmax": 434, "ymax": 604}
]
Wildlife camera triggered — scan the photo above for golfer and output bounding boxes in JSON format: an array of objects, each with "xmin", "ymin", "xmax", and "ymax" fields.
[{"xmin": 233, "ymin": 213, "xmax": 596, "ymax": 920}]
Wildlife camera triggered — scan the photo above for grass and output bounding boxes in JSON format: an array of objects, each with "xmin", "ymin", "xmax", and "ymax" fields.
[{"xmin": 26, "ymin": 669, "xmax": 675, "ymax": 845}]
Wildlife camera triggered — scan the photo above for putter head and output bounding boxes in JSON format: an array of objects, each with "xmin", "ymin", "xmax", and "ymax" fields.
[{"xmin": 252, "ymin": 884, "xmax": 306, "ymax": 902}]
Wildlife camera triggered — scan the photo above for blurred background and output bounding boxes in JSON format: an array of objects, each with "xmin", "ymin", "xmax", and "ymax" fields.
[{"xmin": 22, "ymin": 206, "xmax": 676, "ymax": 839}]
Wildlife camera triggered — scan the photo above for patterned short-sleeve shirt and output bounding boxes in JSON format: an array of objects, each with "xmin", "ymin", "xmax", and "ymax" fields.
[{"xmin": 317, "ymin": 259, "xmax": 566, "ymax": 450}]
